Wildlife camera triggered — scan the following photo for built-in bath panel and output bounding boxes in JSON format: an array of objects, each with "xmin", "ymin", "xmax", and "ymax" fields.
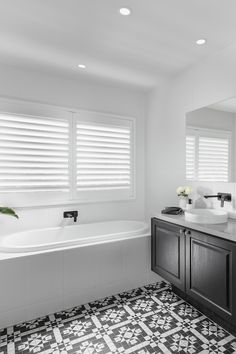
[{"xmin": 0, "ymin": 231, "xmax": 161, "ymax": 329}]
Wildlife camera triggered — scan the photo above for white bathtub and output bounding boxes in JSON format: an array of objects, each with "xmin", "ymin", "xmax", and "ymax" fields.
[
  {"xmin": 0, "ymin": 219, "xmax": 161, "ymax": 330},
  {"xmin": 0, "ymin": 220, "xmax": 149, "ymax": 253}
]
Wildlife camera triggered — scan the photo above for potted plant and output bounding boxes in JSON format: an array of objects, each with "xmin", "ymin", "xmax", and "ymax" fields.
[
  {"xmin": 0, "ymin": 207, "xmax": 18, "ymax": 219},
  {"xmin": 176, "ymin": 186, "xmax": 192, "ymax": 210}
]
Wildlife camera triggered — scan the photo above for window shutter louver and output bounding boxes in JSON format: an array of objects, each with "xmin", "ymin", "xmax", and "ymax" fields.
[
  {"xmin": 0, "ymin": 113, "xmax": 70, "ymax": 192},
  {"xmin": 198, "ymin": 136, "xmax": 229, "ymax": 182},
  {"xmin": 186, "ymin": 127, "xmax": 230, "ymax": 183},
  {"xmin": 76, "ymin": 122, "xmax": 131, "ymax": 191},
  {"xmin": 186, "ymin": 135, "xmax": 196, "ymax": 180},
  {"xmin": 0, "ymin": 100, "xmax": 135, "ymax": 206}
]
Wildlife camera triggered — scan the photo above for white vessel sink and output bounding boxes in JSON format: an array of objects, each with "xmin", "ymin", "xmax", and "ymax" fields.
[{"xmin": 185, "ymin": 209, "xmax": 228, "ymax": 224}]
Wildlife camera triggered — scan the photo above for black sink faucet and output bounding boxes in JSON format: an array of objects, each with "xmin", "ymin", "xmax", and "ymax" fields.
[
  {"xmin": 63, "ymin": 210, "xmax": 78, "ymax": 222},
  {"xmin": 204, "ymin": 193, "xmax": 232, "ymax": 207}
]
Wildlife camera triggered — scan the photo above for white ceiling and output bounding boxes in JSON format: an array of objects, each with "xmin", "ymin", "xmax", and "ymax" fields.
[
  {"xmin": 1, "ymin": 0, "xmax": 236, "ymax": 90},
  {"xmin": 209, "ymin": 98, "xmax": 236, "ymax": 114}
]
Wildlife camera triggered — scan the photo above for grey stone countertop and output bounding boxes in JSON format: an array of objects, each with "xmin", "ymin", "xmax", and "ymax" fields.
[{"xmin": 154, "ymin": 213, "xmax": 236, "ymax": 243}]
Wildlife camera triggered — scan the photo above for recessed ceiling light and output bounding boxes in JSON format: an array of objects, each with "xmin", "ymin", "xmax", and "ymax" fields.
[
  {"xmin": 119, "ymin": 7, "xmax": 131, "ymax": 16},
  {"xmin": 196, "ymin": 38, "xmax": 207, "ymax": 45},
  {"xmin": 78, "ymin": 64, "xmax": 86, "ymax": 69}
]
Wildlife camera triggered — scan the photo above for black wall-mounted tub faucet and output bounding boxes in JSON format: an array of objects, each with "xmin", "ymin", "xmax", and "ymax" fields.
[
  {"xmin": 63, "ymin": 210, "xmax": 78, "ymax": 222},
  {"xmin": 204, "ymin": 193, "xmax": 232, "ymax": 207}
]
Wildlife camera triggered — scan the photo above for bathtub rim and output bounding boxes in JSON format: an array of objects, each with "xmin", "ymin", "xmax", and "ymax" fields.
[{"xmin": 0, "ymin": 220, "xmax": 150, "ymax": 261}]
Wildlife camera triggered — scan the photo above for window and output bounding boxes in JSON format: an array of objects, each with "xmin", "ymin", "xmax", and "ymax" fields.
[
  {"xmin": 74, "ymin": 112, "xmax": 135, "ymax": 202},
  {"xmin": 186, "ymin": 127, "xmax": 231, "ymax": 182},
  {"xmin": 77, "ymin": 123, "xmax": 131, "ymax": 190},
  {"xmin": 0, "ymin": 99, "xmax": 135, "ymax": 206},
  {"xmin": 0, "ymin": 113, "xmax": 70, "ymax": 192}
]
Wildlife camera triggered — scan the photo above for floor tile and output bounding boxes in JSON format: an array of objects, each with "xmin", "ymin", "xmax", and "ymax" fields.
[{"xmin": 1, "ymin": 281, "xmax": 236, "ymax": 354}]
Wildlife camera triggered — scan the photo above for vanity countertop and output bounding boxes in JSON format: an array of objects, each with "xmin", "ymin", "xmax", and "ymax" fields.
[{"xmin": 155, "ymin": 213, "xmax": 236, "ymax": 243}]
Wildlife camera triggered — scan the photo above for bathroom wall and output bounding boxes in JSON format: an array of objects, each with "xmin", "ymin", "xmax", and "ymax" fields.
[
  {"xmin": 147, "ymin": 41, "xmax": 236, "ymax": 217},
  {"xmin": 0, "ymin": 64, "xmax": 163, "ymax": 329},
  {"xmin": 0, "ymin": 64, "xmax": 148, "ymax": 234}
]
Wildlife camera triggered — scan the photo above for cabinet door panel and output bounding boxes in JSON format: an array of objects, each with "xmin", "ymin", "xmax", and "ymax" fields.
[
  {"xmin": 155, "ymin": 228, "xmax": 180, "ymax": 278},
  {"xmin": 191, "ymin": 239, "xmax": 230, "ymax": 311},
  {"xmin": 186, "ymin": 231, "xmax": 236, "ymax": 322},
  {"xmin": 151, "ymin": 219, "xmax": 185, "ymax": 291}
]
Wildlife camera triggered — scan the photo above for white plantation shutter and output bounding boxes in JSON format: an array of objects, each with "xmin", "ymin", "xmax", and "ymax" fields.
[
  {"xmin": 186, "ymin": 135, "xmax": 196, "ymax": 180},
  {"xmin": 0, "ymin": 113, "xmax": 70, "ymax": 192},
  {"xmin": 186, "ymin": 127, "xmax": 231, "ymax": 182},
  {"xmin": 198, "ymin": 135, "xmax": 229, "ymax": 182},
  {"xmin": 0, "ymin": 99, "xmax": 135, "ymax": 206},
  {"xmin": 76, "ymin": 121, "xmax": 132, "ymax": 192}
]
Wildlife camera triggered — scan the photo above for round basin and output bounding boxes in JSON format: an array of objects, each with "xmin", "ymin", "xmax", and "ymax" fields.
[{"xmin": 185, "ymin": 209, "xmax": 228, "ymax": 224}]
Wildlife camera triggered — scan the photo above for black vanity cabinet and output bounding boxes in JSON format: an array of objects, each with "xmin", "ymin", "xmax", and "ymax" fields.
[
  {"xmin": 151, "ymin": 219, "xmax": 185, "ymax": 291},
  {"xmin": 151, "ymin": 217, "xmax": 236, "ymax": 331},
  {"xmin": 186, "ymin": 229, "xmax": 236, "ymax": 324}
]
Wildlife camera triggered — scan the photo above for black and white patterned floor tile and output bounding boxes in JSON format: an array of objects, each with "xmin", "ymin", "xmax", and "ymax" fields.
[{"xmin": 1, "ymin": 281, "xmax": 236, "ymax": 354}]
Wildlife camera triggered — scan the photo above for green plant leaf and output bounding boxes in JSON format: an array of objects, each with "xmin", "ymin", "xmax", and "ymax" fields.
[{"xmin": 0, "ymin": 207, "xmax": 19, "ymax": 219}]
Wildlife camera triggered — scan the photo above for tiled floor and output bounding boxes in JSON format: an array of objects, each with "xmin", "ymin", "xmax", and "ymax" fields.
[{"xmin": 1, "ymin": 281, "xmax": 236, "ymax": 354}]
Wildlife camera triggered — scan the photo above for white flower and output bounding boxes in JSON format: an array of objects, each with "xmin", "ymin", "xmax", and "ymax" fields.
[
  {"xmin": 176, "ymin": 185, "xmax": 193, "ymax": 197},
  {"xmin": 176, "ymin": 186, "xmax": 185, "ymax": 195},
  {"xmin": 184, "ymin": 186, "xmax": 192, "ymax": 195}
]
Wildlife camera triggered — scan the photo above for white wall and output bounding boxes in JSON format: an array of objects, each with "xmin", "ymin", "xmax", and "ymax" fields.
[
  {"xmin": 0, "ymin": 64, "xmax": 147, "ymax": 234},
  {"xmin": 147, "ymin": 42, "xmax": 236, "ymax": 217}
]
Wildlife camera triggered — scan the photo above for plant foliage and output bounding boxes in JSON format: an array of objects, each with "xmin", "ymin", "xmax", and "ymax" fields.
[{"xmin": 0, "ymin": 207, "xmax": 19, "ymax": 218}]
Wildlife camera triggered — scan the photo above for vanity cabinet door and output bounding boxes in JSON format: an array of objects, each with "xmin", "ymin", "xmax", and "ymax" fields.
[
  {"xmin": 186, "ymin": 230, "xmax": 236, "ymax": 323},
  {"xmin": 151, "ymin": 218, "xmax": 185, "ymax": 291}
]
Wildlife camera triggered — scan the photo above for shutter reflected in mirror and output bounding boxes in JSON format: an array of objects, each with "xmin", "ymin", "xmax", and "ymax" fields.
[
  {"xmin": 198, "ymin": 136, "xmax": 229, "ymax": 182},
  {"xmin": 186, "ymin": 127, "xmax": 230, "ymax": 183},
  {"xmin": 186, "ymin": 135, "xmax": 196, "ymax": 180}
]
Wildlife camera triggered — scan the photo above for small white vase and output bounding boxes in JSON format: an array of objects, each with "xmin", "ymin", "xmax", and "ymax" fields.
[{"xmin": 179, "ymin": 197, "xmax": 187, "ymax": 210}]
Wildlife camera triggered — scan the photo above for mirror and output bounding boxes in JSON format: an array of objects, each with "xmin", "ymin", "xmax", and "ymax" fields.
[{"xmin": 186, "ymin": 97, "xmax": 236, "ymax": 182}]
